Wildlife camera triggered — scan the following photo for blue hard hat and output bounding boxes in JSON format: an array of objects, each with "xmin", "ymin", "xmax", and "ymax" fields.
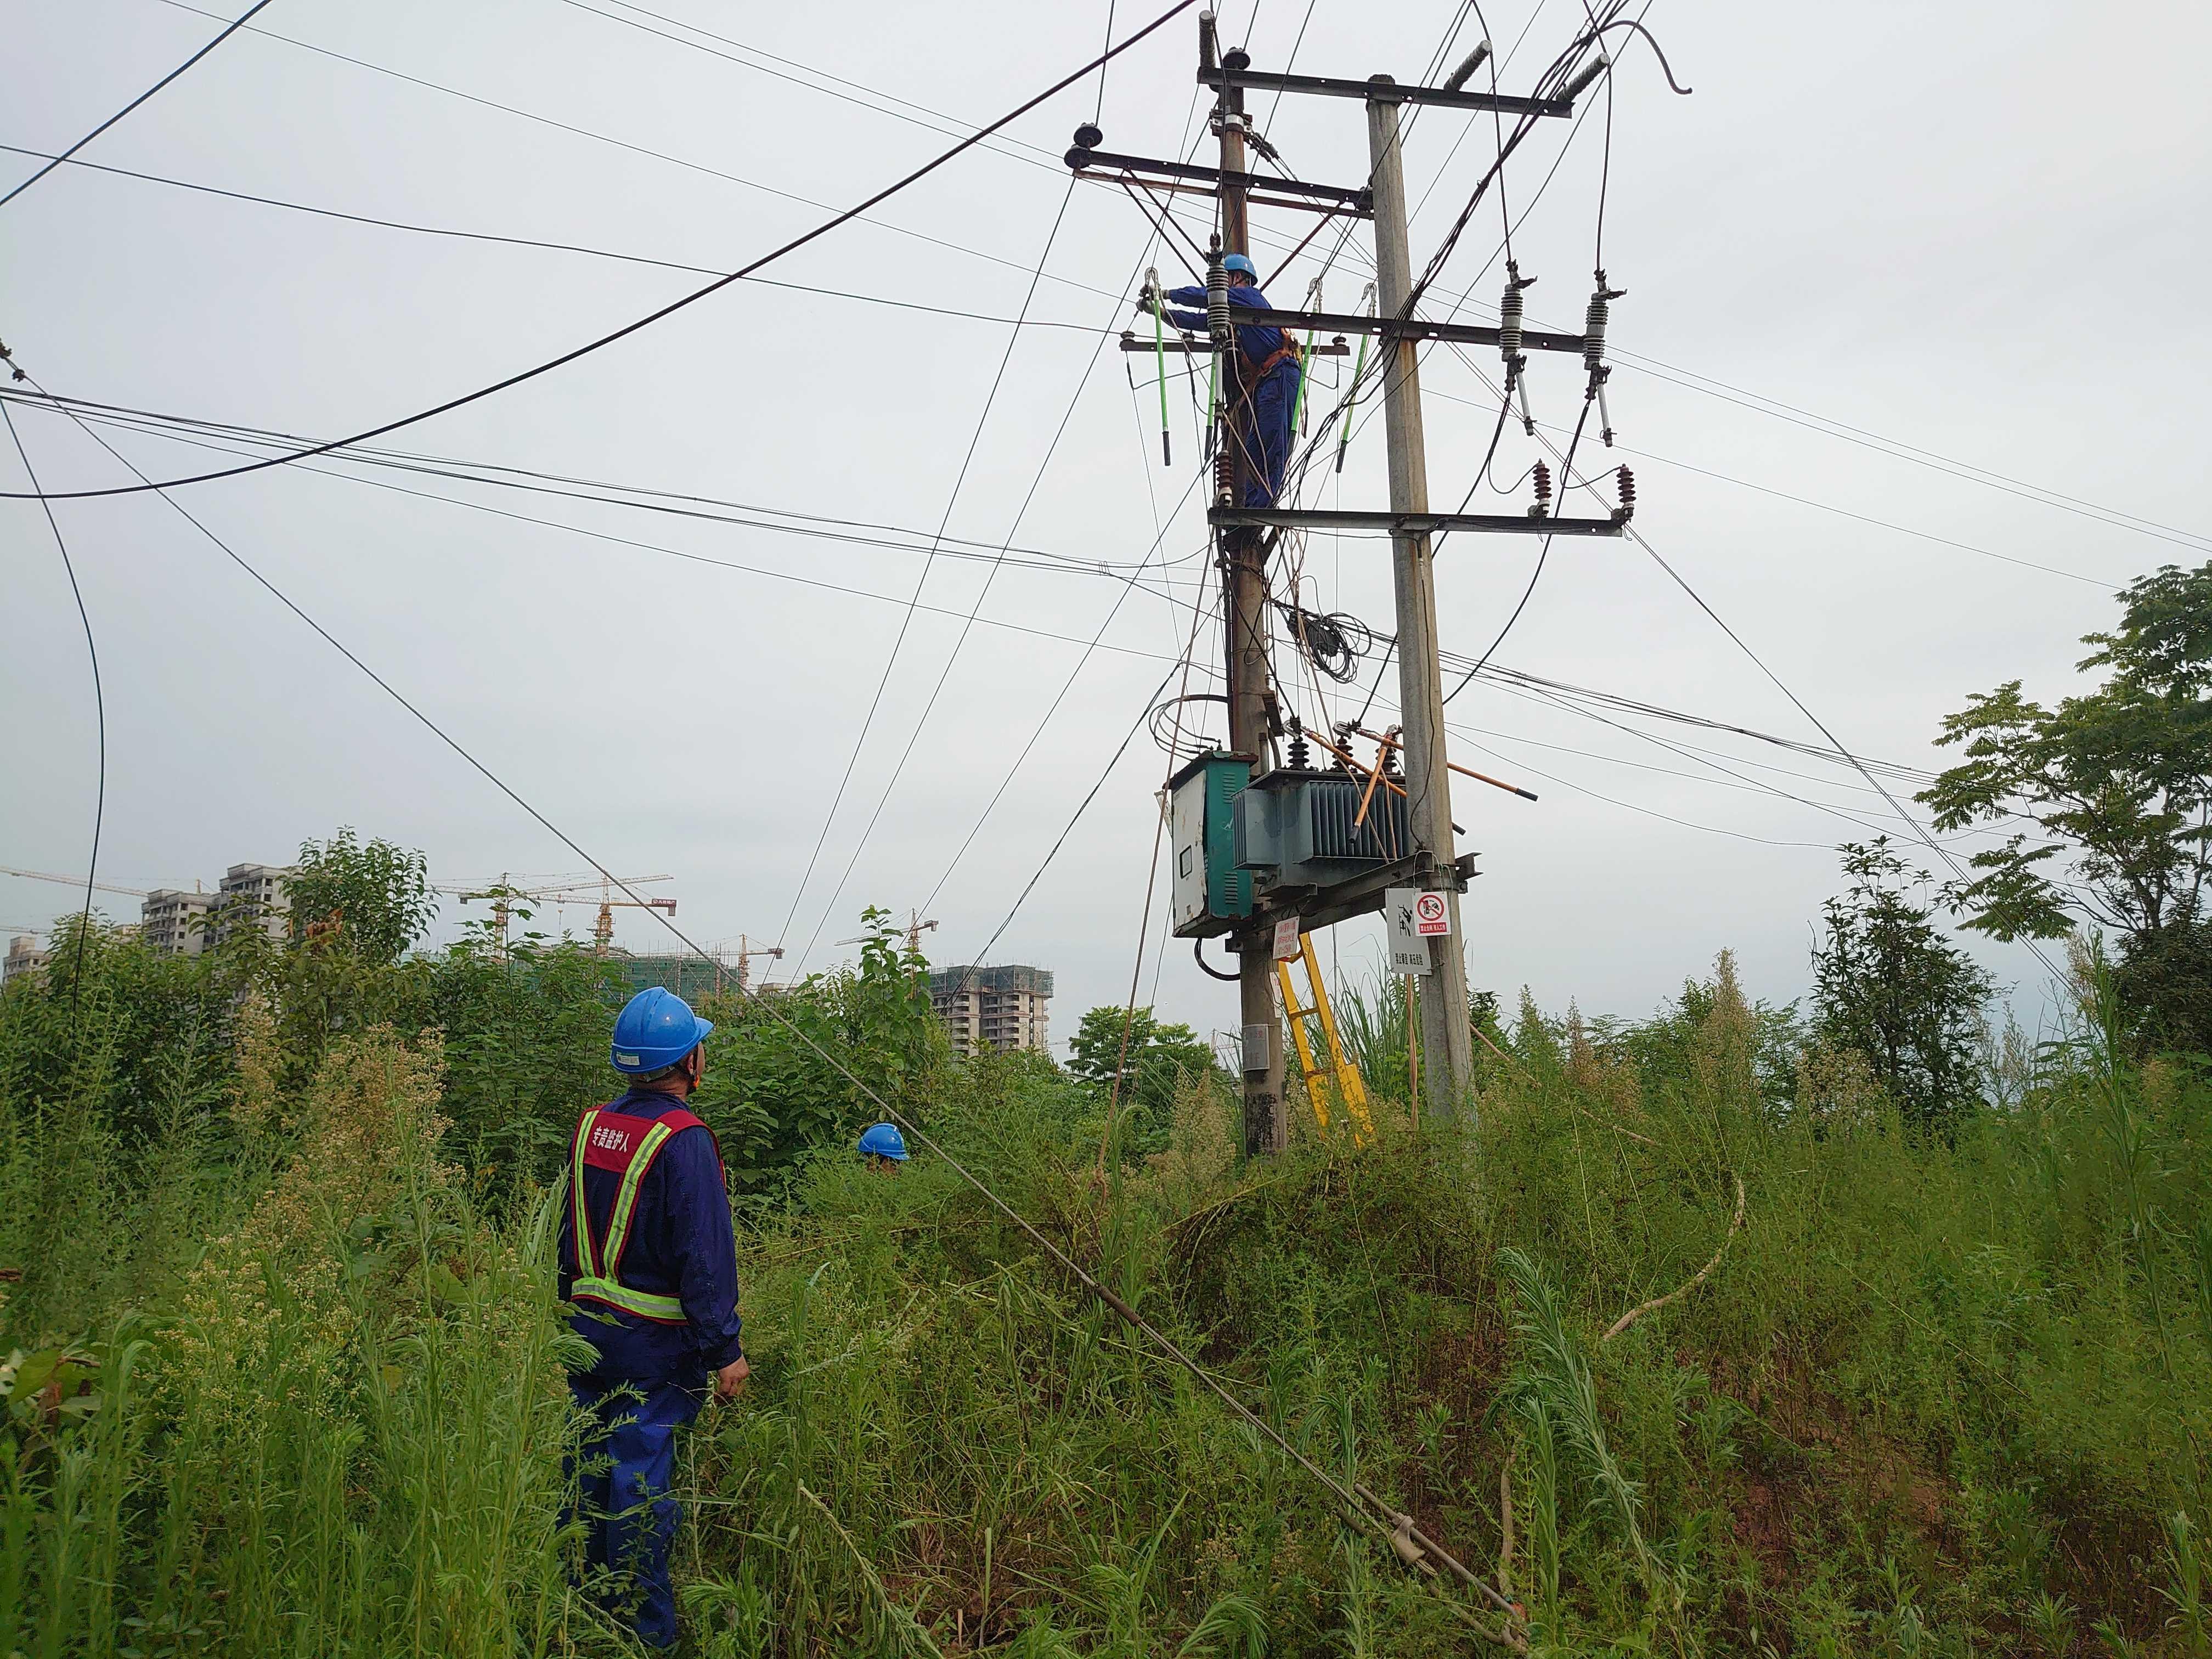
[
  {"xmin": 857, "ymin": 1122, "xmax": 909, "ymax": 1161},
  {"xmin": 1222, "ymin": 253, "xmax": 1257, "ymax": 279},
  {"xmin": 611, "ymin": 986, "xmax": 714, "ymax": 1074}
]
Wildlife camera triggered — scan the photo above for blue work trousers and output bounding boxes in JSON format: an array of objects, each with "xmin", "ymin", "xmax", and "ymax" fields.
[
  {"xmin": 567, "ymin": 1376, "xmax": 704, "ymax": 1649},
  {"xmin": 1243, "ymin": 360, "xmax": 1301, "ymax": 507}
]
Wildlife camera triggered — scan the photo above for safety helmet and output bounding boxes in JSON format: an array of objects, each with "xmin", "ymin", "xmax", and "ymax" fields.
[
  {"xmin": 611, "ymin": 986, "xmax": 714, "ymax": 1074},
  {"xmin": 1222, "ymin": 253, "xmax": 1257, "ymax": 280},
  {"xmin": 857, "ymin": 1122, "xmax": 909, "ymax": 1161}
]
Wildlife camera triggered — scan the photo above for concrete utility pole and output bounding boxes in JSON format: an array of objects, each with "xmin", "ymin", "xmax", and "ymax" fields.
[
  {"xmin": 1207, "ymin": 12, "xmax": 1289, "ymax": 1157},
  {"xmin": 1366, "ymin": 87, "xmax": 1474, "ymax": 1111}
]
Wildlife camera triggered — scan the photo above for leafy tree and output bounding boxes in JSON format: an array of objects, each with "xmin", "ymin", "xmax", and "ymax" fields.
[
  {"xmin": 1068, "ymin": 1005, "xmax": 1217, "ymax": 1148},
  {"xmin": 690, "ymin": 907, "xmax": 949, "ymax": 1193},
  {"xmin": 1812, "ymin": 839, "xmax": 1995, "ymax": 1129},
  {"xmin": 286, "ymin": 828, "xmax": 437, "ymax": 966},
  {"xmin": 1920, "ymin": 562, "xmax": 2212, "ymax": 1046}
]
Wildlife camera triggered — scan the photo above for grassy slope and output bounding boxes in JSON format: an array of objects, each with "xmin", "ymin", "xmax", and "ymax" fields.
[{"xmin": 4, "ymin": 961, "xmax": 2210, "ymax": 1656}]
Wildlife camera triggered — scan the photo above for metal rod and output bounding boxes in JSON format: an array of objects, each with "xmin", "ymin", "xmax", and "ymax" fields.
[
  {"xmin": 1198, "ymin": 64, "xmax": 1572, "ymax": 117},
  {"xmin": 1209, "ymin": 506, "xmax": 1623, "ymax": 537}
]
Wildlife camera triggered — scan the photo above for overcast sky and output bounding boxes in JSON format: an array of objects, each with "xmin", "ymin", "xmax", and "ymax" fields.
[{"xmin": 6, "ymin": 0, "xmax": 2208, "ymax": 1052}]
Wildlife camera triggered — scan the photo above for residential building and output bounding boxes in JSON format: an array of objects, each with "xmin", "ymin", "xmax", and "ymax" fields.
[
  {"xmin": 139, "ymin": 889, "xmax": 215, "ymax": 957},
  {"xmin": 3, "ymin": 935, "xmax": 49, "ymax": 982},
  {"xmin": 929, "ymin": 965, "xmax": 1053, "ymax": 1055},
  {"xmin": 216, "ymin": 862, "xmax": 292, "ymax": 944}
]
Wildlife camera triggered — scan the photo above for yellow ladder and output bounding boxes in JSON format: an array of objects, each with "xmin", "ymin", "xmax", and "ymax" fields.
[{"xmin": 1276, "ymin": 934, "xmax": 1375, "ymax": 1144}]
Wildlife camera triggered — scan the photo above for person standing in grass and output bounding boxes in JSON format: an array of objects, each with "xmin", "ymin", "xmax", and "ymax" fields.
[{"xmin": 560, "ymin": 986, "xmax": 748, "ymax": 1650}]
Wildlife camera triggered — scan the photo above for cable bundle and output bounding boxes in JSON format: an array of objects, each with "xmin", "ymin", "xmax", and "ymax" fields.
[{"xmin": 1275, "ymin": 602, "xmax": 1374, "ymax": 683}]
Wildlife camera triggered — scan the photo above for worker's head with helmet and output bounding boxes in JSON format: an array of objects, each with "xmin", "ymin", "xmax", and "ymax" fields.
[
  {"xmin": 611, "ymin": 986, "xmax": 714, "ymax": 1096},
  {"xmin": 857, "ymin": 1121, "xmax": 909, "ymax": 1172},
  {"xmin": 1222, "ymin": 252, "xmax": 1258, "ymax": 285}
]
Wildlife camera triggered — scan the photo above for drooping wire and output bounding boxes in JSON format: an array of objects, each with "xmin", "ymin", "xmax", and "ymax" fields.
[
  {"xmin": 0, "ymin": 396, "xmax": 104, "ymax": 1037},
  {"xmin": 776, "ymin": 177, "xmax": 1085, "ymax": 967},
  {"xmin": 4, "ymin": 0, "xmax": 1205, "ymax": 503},
  {"xmin": 1274, "ymin": 599, "xmax": 1373, "ymax": 682},
  {"xmin": 0, "ymin": 0, "xmax": 276, "ymax": 211},
  {"xmin": 18, "ymin": 375, "xmax": 1516, "ymax": 1621}
]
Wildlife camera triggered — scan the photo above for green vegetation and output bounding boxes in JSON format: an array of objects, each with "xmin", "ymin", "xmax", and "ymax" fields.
[
  {"xmin": 7, "ymin": 847, "xmax": 2212, "ymax": 1655},
  {"xmin": 4, "ymin": 573, "xmax": 2210, "ymax": 1654}
]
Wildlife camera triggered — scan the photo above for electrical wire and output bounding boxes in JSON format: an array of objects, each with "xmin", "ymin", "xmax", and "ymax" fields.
[
  {"xmin": 15, "ymin": 368, "xmax": 1517, "ymax": 1627},
  {"xmin": 0, "ymin": 386, "xmax": 1203, "ymax": 577},
  {"xmin": 7, "ymin": 0, "xmax": 1203, "ymax": 502},
  {"xmin": 0, "ymin": 399, "xmax": 104, "ymax": 1036},
  {"xmin": 136, "ymin": 0, "xmax": 1128, "ymax": 307},
  {"xmin": 0, "ymin": 144, "xmax": 1126, "ymax": 333},
  {"xmin": 0, "ymin": 0, "xmax": 275, "ymax": 210},
  {"xmin": 772, "ymin": 176, "xmax": 1086, "ymax": 963}
]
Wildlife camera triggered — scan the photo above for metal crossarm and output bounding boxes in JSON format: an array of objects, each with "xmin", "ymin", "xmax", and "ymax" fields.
[
  {"xmin": 1209, "ymin": 506, "xmax": 1626, "ymax": 537},
  {"xmin": 1199, "ymin": 66, "xmax": 1575, "ymax": 118},
  {"xmin": 1064, "ymin": 146, "xmax": 1374, "ymax": 210},
  {"xmin": 1228, "ymin": 304, "xmax": 1584, "ymax": 356}
]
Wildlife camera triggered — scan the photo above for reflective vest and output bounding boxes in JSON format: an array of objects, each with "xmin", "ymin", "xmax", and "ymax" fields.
[{"xmin": 568, "ymin": 1103, "xmax": 715, "ymax": 1324}]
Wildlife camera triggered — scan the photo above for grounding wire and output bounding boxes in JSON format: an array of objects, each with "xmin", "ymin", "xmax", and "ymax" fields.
[
  {"xmin": 5, "ymin": 0, "xmax": 1205, "ymax": 503},
  {"xmin": 0, "ymin": 398, "xmax": 105, "ymax": 1039},
  {"xmin": 0, "ymin": 0, "xmax": 275, "ymax": 210},
  {"xmin": 19, "ymin": 367, "xmax": 1521, "ymax": 1630}
]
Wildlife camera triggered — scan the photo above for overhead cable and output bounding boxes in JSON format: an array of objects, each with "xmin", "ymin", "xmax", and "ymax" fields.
[
  {"xmin": 0, "ymin": 398, "xmax": 105, "ymax": 1039},
  {"xmin": 4, "ymin": 0, "xmax": 1203, "ymax": 503},
  {"xmin": 0, "ymin": 0, "xmax": 275, "ymax": 210},
  {"xmin": 20, "ymin": 368, "xmax": 1517, "ymax": 1634}
]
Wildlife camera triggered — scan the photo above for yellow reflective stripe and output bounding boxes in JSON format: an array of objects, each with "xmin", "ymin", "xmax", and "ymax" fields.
[
  {"xmin": 602, "ymin": 1120, "xmax": 674, "ymax": 1279},
  {"xmin": 572, "ymin": 1277, "xmax": 686, "ymax": 1321},
  {"xmin": 570, "ymin": 1108, "xmax": 600, "ymax": 1279}
]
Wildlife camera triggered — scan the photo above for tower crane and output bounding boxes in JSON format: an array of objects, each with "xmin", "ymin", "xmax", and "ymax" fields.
[
  {"xmin": 1, "ymin": 865, "xmax": 155, "ymax": 898},
  {"xmin": 448, "ymin": 873, "xmax": 673, "ymax": 958}
]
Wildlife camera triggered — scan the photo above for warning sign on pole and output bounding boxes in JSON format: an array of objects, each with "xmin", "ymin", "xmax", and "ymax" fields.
[
  {"xmin": 1413, "ymin": 891, "xmax": 1452, "ymax": 936},
  {"xmin": 1385, "ymin": 888, "xmax": 1429, "ymax": 975},
  {"xmin": 1272, "ymin": 915, "xmax": 1302, "ymax": 962}
]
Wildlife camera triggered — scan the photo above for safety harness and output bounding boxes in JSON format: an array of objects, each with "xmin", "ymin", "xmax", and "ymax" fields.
[{"xmin": 568, "ymin": 1102, "xmax": 717, "ymax": 1323}]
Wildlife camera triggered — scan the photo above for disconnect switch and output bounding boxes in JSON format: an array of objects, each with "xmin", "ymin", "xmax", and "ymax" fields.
[{"xmin": 1241, "ymin": 1021, "xmax": 1273, "ymax": 1075}]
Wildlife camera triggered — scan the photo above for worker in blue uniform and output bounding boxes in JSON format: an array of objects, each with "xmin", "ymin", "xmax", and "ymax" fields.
[
  {"xmin": 1153, "ymin": 252, "xmax": 1302, "ymax": 507},
  {"xmin": 560, "ymin": 986, "xmax": 747, "ymax": 1650}
]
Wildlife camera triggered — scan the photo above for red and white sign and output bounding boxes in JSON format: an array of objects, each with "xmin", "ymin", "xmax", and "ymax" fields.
[
  {"xmin": 1413, "ymin": 892, "xmax": 1452, "ymax": 936},
  {"xmin": 1272, "ymin": 915, "xmax": 1303, "ymax": 962}
]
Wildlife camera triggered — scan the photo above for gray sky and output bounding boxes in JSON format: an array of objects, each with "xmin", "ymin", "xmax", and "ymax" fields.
[{"xmin": 6, "ymin": 0, "xmax": 2208, "ymax": 1051}]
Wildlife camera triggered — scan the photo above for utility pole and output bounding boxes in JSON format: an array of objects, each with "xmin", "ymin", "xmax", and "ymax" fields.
[
  {"xmin": 1367, "ymin": 88, "xmax": 1474, "ymax": 1111},
  {"xmin": 1206, "ymin": 12, "xmax": 1288, "ymax": 1158}
]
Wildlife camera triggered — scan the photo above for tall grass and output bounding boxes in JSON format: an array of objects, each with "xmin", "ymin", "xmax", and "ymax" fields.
[{"xmin": 5, "ymin": 942, "xmax": 2211, "ymax": 1654}]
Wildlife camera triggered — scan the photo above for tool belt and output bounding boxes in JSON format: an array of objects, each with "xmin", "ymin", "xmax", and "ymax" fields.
[{"xmin": 1243, "ymin": 336, "xmax": 1302, "ymax": 381}]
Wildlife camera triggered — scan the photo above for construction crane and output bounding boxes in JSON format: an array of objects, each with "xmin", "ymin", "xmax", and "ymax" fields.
[
  {"xmin": 834, "ymin": 911, "xmax": 939, "ymax": 956},
  {"xmin": 533, "ymin": 878, "xmax": 676, "ymax": 957},
  {"xmin": 1, "ymin": 864, "xmax": 155, "ymax": 898},
  {"xmin": 449, "ymin": 872, "xmax": 673, "ymax": 958},
  {"xmin": 702, "ymin": 934, "xmax": 784, "ymax": 992}
]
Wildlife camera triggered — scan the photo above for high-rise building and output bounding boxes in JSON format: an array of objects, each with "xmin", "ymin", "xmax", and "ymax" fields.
[
  {"xmin": 3, "ymin": 935, "xmax": 50, "ymax": 982},
  {"xmin": 216, "ymin": 862, "xmax": 292, "ymax": 944},
  {"xmin": 140, "ymin": 890, "xmax": 215, "ymax": 957},
  {"xmin": 929, "ymin": 965, "xmax": 1053, "ymax": 1055}
]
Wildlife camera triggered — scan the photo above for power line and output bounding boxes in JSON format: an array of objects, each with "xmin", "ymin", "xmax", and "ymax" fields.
[
  {"xmin": 139, "ymin": 0, "xmax": 1131, "ymax": 309},
  {"xmin": 0, "ymin": 386, "xmax": 1197, "ymax": 577},
  {"xmin": 776, "ymin": 177, "xmax": 1087, "ymax": 966},
  {"xmin": 0, "ymin": 0, "xmax": 275, "ymax": 210},
  {"xmin": 5, "ymin": 2, "xmax": 1204, "ymax": 505},
  {"xmin": 0, "ymin": 397, "xmax": 105, "ymax": 1036},
  {"xmin": 20, "ymin": 360, "xmax": 1515, "ymax": 1628},
  {"xmin": 0, "ymin": 144, "xmax": 1126, "ymax": 334}
]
